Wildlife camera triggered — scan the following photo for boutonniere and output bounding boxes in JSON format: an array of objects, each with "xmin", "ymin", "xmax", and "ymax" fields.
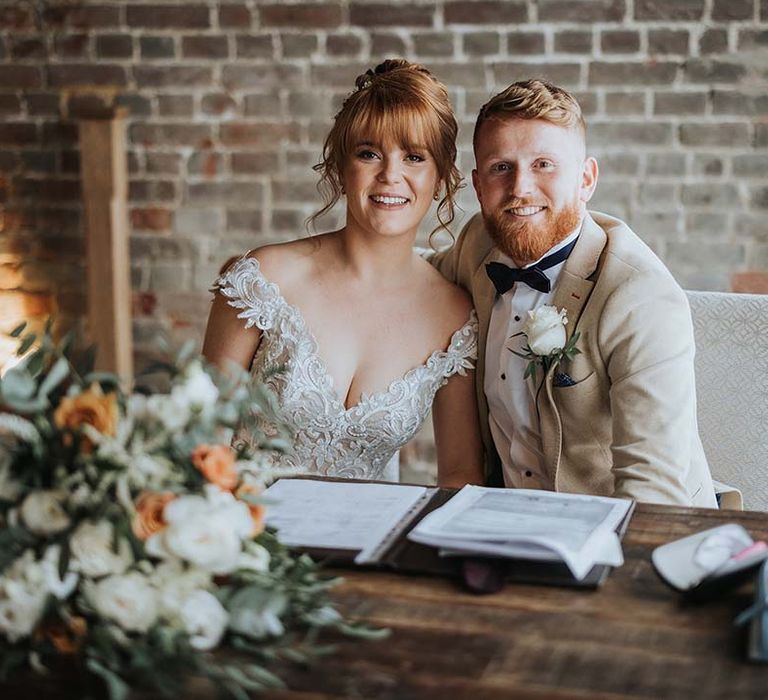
[{"xmin": 509, "ymin": 305, "xmax": 581, "ymax": 385}]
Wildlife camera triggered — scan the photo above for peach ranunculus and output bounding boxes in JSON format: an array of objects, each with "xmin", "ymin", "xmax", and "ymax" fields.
[
  {"xmin": 53, "ymin": 383, "xmax": 118, "ymax": 451},
  {"xmin": 235, "ymin": 483, "xmax": 266, "ymax": 537},
  {"xmin": 132, "ymin": 491, "xmax": 175, "ymax": 541},
  {"xmin": 191, "ymin": 444, "xmax": 238, "ymax": 491}
]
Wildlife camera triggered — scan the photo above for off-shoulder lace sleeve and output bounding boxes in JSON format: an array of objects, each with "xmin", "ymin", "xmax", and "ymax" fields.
[
  {"xmin": 426, "ymin": 310, "xmax": 479, "ymax": 380},
  {"xmin": 214, "ymin": 256, "xmax": 283, "ymax": 331}
]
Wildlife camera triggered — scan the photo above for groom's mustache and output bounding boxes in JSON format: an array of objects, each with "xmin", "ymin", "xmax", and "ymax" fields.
[{"xmin": 498, "ymin": 198, "xmax": 547, "ymax": 211}]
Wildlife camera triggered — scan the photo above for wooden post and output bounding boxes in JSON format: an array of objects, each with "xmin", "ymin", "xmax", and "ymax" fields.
[{"xmin": 78, "ymin": 107, "xmax": 133, "ymax": 385}]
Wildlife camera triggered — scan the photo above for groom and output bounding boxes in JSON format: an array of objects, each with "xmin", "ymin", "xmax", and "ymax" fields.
[{"xmin": 433, "ymin": 79, "xmax": 739, "ymax": 508}]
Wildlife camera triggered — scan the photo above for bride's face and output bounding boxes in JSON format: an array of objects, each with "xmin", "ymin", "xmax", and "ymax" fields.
[{"xmin": 342, "ymin": 137, "xmax": 439, "ymax": 240}]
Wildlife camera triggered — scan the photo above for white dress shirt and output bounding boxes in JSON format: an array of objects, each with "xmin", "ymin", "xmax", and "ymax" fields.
[{"xmin": 484, "ymin": 224, "xmax": 582, "ymax": 489}]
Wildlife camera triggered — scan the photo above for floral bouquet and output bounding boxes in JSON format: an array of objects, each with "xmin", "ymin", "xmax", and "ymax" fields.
[{"xmin": 0, "ymin": 322, "xmax": 382, "ymax": 699}]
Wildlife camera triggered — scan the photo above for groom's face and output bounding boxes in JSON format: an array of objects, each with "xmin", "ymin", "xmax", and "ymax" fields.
[{"xmin": 472, "ymin": 117, "xmax": 597, "ymax": 266}]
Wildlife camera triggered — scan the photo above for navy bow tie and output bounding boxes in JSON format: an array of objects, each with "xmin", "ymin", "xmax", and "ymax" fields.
[{"xmin": 485, "ymin": 236, "xmax": 579, "ymax": 295}]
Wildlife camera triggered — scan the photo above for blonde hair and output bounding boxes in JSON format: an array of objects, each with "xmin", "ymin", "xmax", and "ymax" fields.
[
  {"xmin": 473, "ymin": 79, "xmax": 586, "ymax": 148},
  {"xmin": 311, "ymin": 59, "xmax": 461, "ymax": 237}
]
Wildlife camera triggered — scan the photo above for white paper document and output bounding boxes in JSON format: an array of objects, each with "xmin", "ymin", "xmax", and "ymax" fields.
[
  {"xmin": 408, "ymin": 486, "xmax": 631, "ymax": 580},
  {"xmin": 263, "ymin": 479, "xmax": 427, "ymax": 561}
]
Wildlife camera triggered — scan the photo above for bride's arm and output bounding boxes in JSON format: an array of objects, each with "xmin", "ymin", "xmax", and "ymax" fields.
[
  {"xmin": 202, "ymin": 291, "xmax": 261, "ymax": 373},
  {"xmin": 432, "ymin": 370, "xmax": 484, "ymax": 488}
]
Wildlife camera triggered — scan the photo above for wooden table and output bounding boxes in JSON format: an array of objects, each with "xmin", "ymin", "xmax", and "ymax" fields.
[
  {"xmin": 3, "ymin": 504, "xmax": 767, "ymax": 699},
  {"xmin": 268, "ymin": 503, "xmax": 768, "ymax": 699}
]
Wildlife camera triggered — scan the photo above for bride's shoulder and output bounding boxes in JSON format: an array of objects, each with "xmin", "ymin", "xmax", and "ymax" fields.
[
  {"xmin": 418, "ymin": 258, "xmax": 474, "ymax": 328},
  {"xmin": 220, "ymin": 238, "xmax": 319, "ymax": 290}
]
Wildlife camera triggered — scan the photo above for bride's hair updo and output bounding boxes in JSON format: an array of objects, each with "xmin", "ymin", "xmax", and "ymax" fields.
[{"xmin": 311, "ymin": 59, "xmax": 461, "ymax": 236}]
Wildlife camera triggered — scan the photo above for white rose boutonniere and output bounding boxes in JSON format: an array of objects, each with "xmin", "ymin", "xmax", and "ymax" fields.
[{"xmin": 510, "ymin": 305, "xmax": 581, "ymax": 384}]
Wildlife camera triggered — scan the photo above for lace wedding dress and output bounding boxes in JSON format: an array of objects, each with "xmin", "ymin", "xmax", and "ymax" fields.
[{"xmin": 215, "ymin": 256, "xmax": 478, "ymax": 481}]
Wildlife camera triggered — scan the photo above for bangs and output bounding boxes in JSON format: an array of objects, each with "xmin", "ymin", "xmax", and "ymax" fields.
[{"xmin": 341, "ymin": 92, "xmax": 441, "ymax": 157}]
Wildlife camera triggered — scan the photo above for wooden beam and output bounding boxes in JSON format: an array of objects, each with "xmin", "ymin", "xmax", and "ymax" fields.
[{"xmin": 78, "ymin": 107, "xmax": 133, "ymax": 385}]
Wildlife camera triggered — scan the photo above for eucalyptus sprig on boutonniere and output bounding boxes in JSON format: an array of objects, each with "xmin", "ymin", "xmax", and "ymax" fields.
[{"xmin": 508, "ymin": 306, "xmax": 581, "ymax": 386}]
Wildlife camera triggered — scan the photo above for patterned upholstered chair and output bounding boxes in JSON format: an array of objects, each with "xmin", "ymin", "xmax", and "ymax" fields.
[{"xmin": 687, "ymin": 291, "xmax": 768, "ymax": 511}]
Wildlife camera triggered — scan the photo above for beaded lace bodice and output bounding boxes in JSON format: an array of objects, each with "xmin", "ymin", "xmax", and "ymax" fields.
[{"xmin": 216, "ymin": 256, "xmax": 478, "ymax": 481}]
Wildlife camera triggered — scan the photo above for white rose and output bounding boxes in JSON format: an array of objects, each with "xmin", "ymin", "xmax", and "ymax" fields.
[
  {"xmin": 151, "ymin": 560, "xmax": 212, "ymax": 620},
  {"xmin": 87, "ymin": 572, "xmax": 158, "ymax": 633},
  {"xmin": 523, "ymin": 305, "xmax": 568, "ymax": 355},
  {"xmin": 146, "ymin": 394, "xmax": 190, "ymax": 433},
  {"xmin": 70, "ymin": 521, "xmax": 132, "ymax": 578},
  {"xmin": 179, "ymin": 590, "xmax": 228, "ymax": 650},
  {"xmin": 228, "ymin": 590, "xmax": 286, "ymax": 640},
  {"xmin": 20, "ymin": 490, "xmax": 70, "ymax": 535},
  {"xmin": 237, "ymin": 542, "xmax": 271, "ymax": 574},
  {"xmin": 146, "ymin": 485, "xmax": 253, "ymax": 575},
  {"xmin": 179, "ymin": 361, "xmax": 219, "ymax": 411}
]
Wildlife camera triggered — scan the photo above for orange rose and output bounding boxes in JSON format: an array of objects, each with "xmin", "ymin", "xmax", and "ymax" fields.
[
  {"xmin": 45, "ymin": 616, "xmax": 88, "ymax": 655},
  {"xmin": 191, "ymin": 444, "xmax": 238, "ymax": 491},
  {"xmin": 236, "ymin": 483, "xmax": 266, "ymax": 536},
  {"xmin": 132, "ymin": 491, "xmax": 175, "ymax": 540},
  {"xmin": 53, "ymin": 383, "xmax": 118, "ymax": 452}
]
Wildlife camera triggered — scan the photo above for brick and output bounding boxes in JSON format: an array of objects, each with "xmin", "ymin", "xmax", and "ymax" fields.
[
  {"xmin": 131, "ymin": 124, "xmax": 212, "ymax": 147},
  {"xmin": 25, "ymin": 93, "xmax": 59, "ymax": 116},
  {"xmin": 273, "ymin": 179, "xmax": 319, "ymax": 202},
  {"xmin": 699, "ymin": 29, "xmax": 728, "ymax": 55},
  {"xmin": 157, "ymin": 95, "xmax": 194, "ymax": 117},
  {"xmin": 281, "ymin": 33, "xmax": 319, "ymax": 57},
  {"xmin": 140, "ymin": 36, "xmax": 176, "ymax": 60},
  {"xmin": 96, "ymin": 34, "xmax": 134, "ymax": 59},
  {"xmin": 733, "ymin": 154, "xmax": 768, "ymax": 177},
  {"xmin": 0, "ymin": 66, "xmax": 42, "ymax": 89},
  {"xmin": 445, "ymin": 1, "xmax": 526, "ymax": 23},
  {"xmin": 685, "ymin": 59, "xmax": 745, "ymax": 83},
  {"xmin": 679, "ymin": 123, "xmax": 750, "ymax": 147},
  {"xmin": 131, "ymin": 208, "xmax": 173, "ymax": 231},
  {"xmin": 286, "ymin": 150, "xmax": 317, "ymax": 171},
  {"xmin": 0, "ymin": 4, "xmax": 34, "ymax": 29},
  {"xmin": 711, "ymin": 90, "xmax": 768, "ymax": 116},
  {"xmin": 223, "ymin": 64, "xmax": 303, "ymax": 90},
  {"xmin": 712, "ymin": 0, "xmax": 753, "ymax": 20},
  {"xmin": 311, "ymin": 62, "xmax": 372, "ymax": 87},
  {"xmin": 129, "ymin": 180, "xmax": 176, "ymax": 202},
  {"xmin": 182, "ymin": 35, "xmax": 229, "ymax": 59},
  {"xmin": 53, "ymin": 4, "xmax": 120, "ymax": 29},
  {"xmin": 65, "ymin": 93, "xmax": 113, "ymax": 118},
  {"xmin": 146, "ymin": 153, "xmax": 182, "ymax": 175},
  {"xmin": 638, "ymin": 183, "xmax": 677, "ymax": 209},
  {"xmin": 539, "ymin": 0, "xmax": 625, "ymax": 22},
  {"xmin": 653, "ymin": 91, "xmax": 706, "ymax": 115},
  {"xmin": 371, "ymin": 32, "xmax": 408, "ymax": 55},
  {"xmin": 201, "ymin": 93, "xmax": 239, "ymax": 116},
  {"xmin": 646, "ymin": 153, "xmax": 686, "ymax": 176},
  {"xmin": 187, "ymin": 152, "xmax": 224, "ymax": 177},
  {"xmin": 53, "ymin": 34, "xmax": 90, "ymax": 58},
  {"xmin": 692, "ymin": 155, "xmax": 724, "ymax": 176},
  {"xmin": 271, "ymin": 209, "xmax": 305, "ymax": 231},
  {"xmin": 220, "ymin": 122, "xmax": 301, "ymax": 146},
  {"xmin": 686, "ymin": 212, "xmax": 728, "ymax": 237},
  {"xmin": 0, "ymin": 152, "xmax": 20, "ymax": 172},
  {"xmin": 648, "ymin": 29, "xmax": 689, "ymax": 55},
  {"xmin": 739, "ymin": 29, "xmax": 768, "ymax": 51},
  {"xmin": 731, "ymin": 272, "xmax": 768, "ymax": 295},
  {"xmin": 507, "ymin": 31, "xmax": 546, "ymax": 56},
  {"xmin": 756, "ymin": 124, "xmax": 768, "ymax": 147},
  {"xmin": 115, "ymin": 94, "xmax": 152, "ymax": 117},
  {"xmin": 49, "ymin": 64, "xmax": 127, "ymax": 87},
  {"xmin": 750, "ymin": 186, "xmax": 768, "ymax": 208},
  {"xmin": 175, "ymin": 207, "xmax": 225, "ymax": 236},
  {"xmin": 219, "ymin": 4, "xmax": 252, "ymax": 28},
  {"xmin": 11, "ymin": 38, "xmax": 46, "ymax": 60},
  {"xmin": 735, "ymin": 214, "xmax": 767, "ymax": 238},
  {"xmin": 590, "ymin": 122, "xmax": 673, "ymax": 146},
  {"xmin": 21, "ymin": 151, "xmax": 56, "ymax": 174},
  {"xmin": 0, "ymin": 95, "xmax": 21, "ymax": 114},
  {"xmin": 668, "ymin": 242, "xmax": 744, "ymax": 268},
  {"xmin": 60, "ymin": 150, "xmax": 80, "ymax": 174},
  {"xmin": 601, "ymin": 30, "xmax": 640, "ymax": 54},
  {"xmin": 231, "ymin": 152, "xmax": 280, "ymax": 174},
  {"xmin": 41, "ymin": 122, "xmax": 78, "ymax": 146},
  {"xmin": 262, "ymin": 3, "xmax": 342, "ymax": 27},
  {"xmin": 635, "ymin": 0, "xmax": 703, "ymax": 20},
  {"xmin": 594, "ymin": 153, "xmax": 640, "ymax": 176},
  {"xmin": 350, "ymin": 3, "xmax": 434, "ymax": 27},
  {"xmin": 127, "ymin": 5, "xmax": 210, "ymax": 29},
  {"xmin": 554, "ymin": 30, "xmax": 593, "ymax": 54},
  {"xmin": 288, "ymin": 91, "xmax": 326, "ymax": 117},
  {"xmin": 463, "ymin": 32, "xmax": 500, "ymax": 56},
  {"xmin": 328, "ymin": 33, "xmax": 366, "ymax": 56},
  {"xmin": 226, "ymin": 209, "xmax": 262, "ymax": 231},
  {"xmin": 604, "ymin": 92, "xmax": 645, "ymax": 115},
  {"xmin": 681, "ymin": 183, "xmax": 739, "ymax": 208},
  {"xmin": 243, "ymin": 93, "xmax": 282, "ymax": 117},
  {"xmin": 187, "ymin": 182, "xmax": 263, "ymax": 203},
  {"xmin": 134, "ymin": 66, "xmax": 213, "ymax": 87},
  {"xmin": 491, "ymin": 62, "xmax": 581, "ymax": 87},
  {"xmin": 763, "ymin": 0, "xmax": 768, "ymax": 19},
  {"xmin": 574, "ymin": 91, "xmax": 599, "ymax": 115},
  {"xmin": 589, "ymin": 61, "xmax": 677, "ymax": 86},
  {"xmin": 236, "ymin": 35, "xmax": 273, "ymax": 58},
  {"xmin": 15, "ymin": 178, "xmax": 81, "ymax": 202},
  {"xmin": 0, "ymin": 123, "xmax": 38, "ymax": 145}
]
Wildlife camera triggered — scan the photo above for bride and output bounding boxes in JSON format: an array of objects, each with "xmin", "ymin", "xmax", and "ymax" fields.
[{"xmin": 203, "ymin": 60, "xmax": 483, "ymax": 487}]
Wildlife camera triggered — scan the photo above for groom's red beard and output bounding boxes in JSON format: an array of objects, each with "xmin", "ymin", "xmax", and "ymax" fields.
[{"xmin": 484, "ymin": 198, "xmax": 582, "ymax": 266}]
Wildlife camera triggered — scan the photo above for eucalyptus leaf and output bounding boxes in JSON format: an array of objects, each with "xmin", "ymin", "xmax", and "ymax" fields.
[
  {"xmin": 1, "ymin": 367, "xmax": 36, "ymax": 402},
  {"xmin": 24, "ymin": 349, "xmax": 45, "ymax": 378},
  {"xmin": 86, "ymin": 658, "xmax": 129, "ymax": 700},
  {"xmin": 9, "ymin": 321, "xmax": 27, "ymax": 338},
  {"xmin": 38, "ymin": 357, "xmax": 70, "ymax": 398},
  {"xmin": 1, "ymin": 395, "xmax": 50, "ymax": 414},
  {"xmin": 17, "ymin": 333, "xmax": 36, "ymax": 356}
]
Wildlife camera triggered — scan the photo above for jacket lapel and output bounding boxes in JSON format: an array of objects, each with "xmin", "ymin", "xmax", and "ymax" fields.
[{"xmin": 538, "ymin": 215, "xmax": 607, "ymax": 487}]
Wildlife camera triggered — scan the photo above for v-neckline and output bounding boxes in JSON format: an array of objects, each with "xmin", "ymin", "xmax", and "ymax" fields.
[{"xmin": 240, "ymin": 258, "xmax": 475, "ymax": 414}]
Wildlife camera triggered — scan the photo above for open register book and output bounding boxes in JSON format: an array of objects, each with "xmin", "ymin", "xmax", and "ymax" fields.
[{"xmin": 263, "ymin": 478, "xmax": 635, "ymax": 587}]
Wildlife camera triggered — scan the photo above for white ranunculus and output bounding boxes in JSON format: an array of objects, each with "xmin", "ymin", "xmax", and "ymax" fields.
[
  {"xmin": 41, "ymin": 545, "xmax": 79, "ymax": 599},
  {"xmin": 146, "ymin": 485, "xmax": 253, "ymax": 575},
  {"xmin": 237, "ymin": 542, "xmax": 271, "ymax": 574},
  {"xmin": 70, "ymin": 521, "xmax": 132, "ymax": 578},
  {"xmin": 0, "ymin": 551, "xmax": 47, "ymax": 642},
  {"xmin": 178, "ymin": 590, "xmax": 228, "ymax": 650},
  {"xmin": 151, "ymin": 560, "xmax": 212, "ymax": 620},
  {"xmin": 86, "ymin": 572, "xmax": 159, "ymax": 633},
  {"xmin": 20, "ymin": 490, "xmax": 70, "ymax": 535},
  {"xmin": 146, "ymin": 394, "xmax": 190, "ymax": 433},
  {"xmin": 228, "ymin": 590, "xmax": 286, "ymax": 640},
  {"xmin": 178, "ymin": 361, "xmax": 219, "ymax": 411},
  {"xmin": 523, "ymin": 305, "xmax": 568, "ymax": 355}
]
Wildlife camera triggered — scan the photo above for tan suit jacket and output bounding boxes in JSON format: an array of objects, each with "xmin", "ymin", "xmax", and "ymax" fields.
[{"xmin": 433, "ymin": 211, "xmax": 738, "ymax": 508}]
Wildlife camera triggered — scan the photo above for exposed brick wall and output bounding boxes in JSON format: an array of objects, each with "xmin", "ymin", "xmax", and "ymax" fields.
[{"xmin": 1, "ymin": 0, "xmax": 767, "ymax": 372}]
